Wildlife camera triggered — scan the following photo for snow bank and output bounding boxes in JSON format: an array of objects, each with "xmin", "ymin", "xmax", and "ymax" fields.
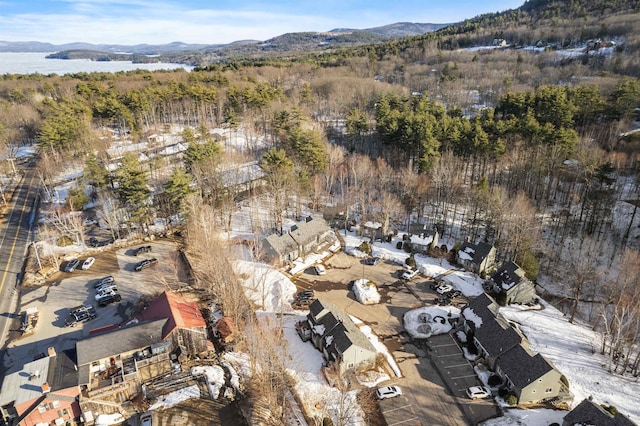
[
  {"xmin": 404, "ymin": 306, "xmax": 460, "ymax": 339},
  {"xmin": 234, "ymin": 259, "xmax": 297, "ymax": 311},
  {"xmin": 352, "ymin": 278, "xmax": 381, "ymax": 305}
]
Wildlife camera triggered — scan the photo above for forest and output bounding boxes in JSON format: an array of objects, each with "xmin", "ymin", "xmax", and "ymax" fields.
[{"xmin": 1, "ymin": 0, "xmax": 640, "ymax": 414}]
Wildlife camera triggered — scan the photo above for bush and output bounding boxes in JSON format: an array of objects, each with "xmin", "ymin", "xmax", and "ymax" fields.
[
  {"xmin": 357, "ymin": 241, "xmax": 371, "ymax": 255},
  {"xmin": 403, "ymin": 242, "xmax": 412, "ymax": 253},
  {"xmin": 405, "ymin": 256, "xmax": 416, "ymax": 268},
  {"xmin": 487, "ymin": 374, "xmax": 502, "ymax": 387},
  {"xmin": 505, "ymin": 394, "xmax": 518, "ymax": 406},
  {"xmin": 396, "ymin": 241, "xmax": 403, "ymax": 250},
  {"xmin": 57, "ymin": 235, "xmax": 73, "ymax": 247},
  {"xmin": 498, "ymin": 387, "xmax": 510, "ymax": 398},
  {"xmin": 322, "ymin": 418, "xmax": 334, "ymax": 426}
]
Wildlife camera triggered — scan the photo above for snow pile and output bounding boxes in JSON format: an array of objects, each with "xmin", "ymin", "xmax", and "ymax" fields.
[
  {"xmin": 223, "ymin": 352, "xmax": 252, "ymax": 380},
  {"xmin": 148, "ymin": 384, "xmax": 200, "ymax": 410},
  {"xmin": 352, "ymin": 278, "xmax": 381, "ymax": 305},
  {"xmin": 191, "ymin": 365, "xmax": 225, "ymax": 399},
  {"xmin": 94, "ymin": 413, "xmax": 125, "ymax": 426},
  {"xmin": 403, "ymin": 306, "xmax": 461, "ymax": 339},
  {"xmin": 234, "ymin": 260, "xmax": 297, "ymax": 311},
  {"xmin": 221, "ymin": 360, "xmax": 241, "ymax": 392}
]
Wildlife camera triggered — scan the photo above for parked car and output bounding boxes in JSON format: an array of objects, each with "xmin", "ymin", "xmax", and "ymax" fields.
[
  {"xmin": 401, "ymin": 269, "xmax": 418, "ymax": 280},
  {"xmin": 65, "ymin": 307, "xmax": 97, "ymax": 327},
  {"xmin": 466, "ymin": 386, "xmax": 491, "ymax": 399},
  {"xmin": 95, "ymin": 289, "xmax": 118, "ymax": 301},
  {"xmin": 436, "ymin": 284, "xmax": 454, "ymax": 294},
  {"xmin": 446, "ymin": 290, "xmax": 462, "ymax": 299},
  {"xmin": 81, "ymin": 257, "xmax": 95, "ymax": 270},
  {"xmin": 63, "ymin": 258, "xmax": 80, "ymax": 272},
  {"xmin": 89, "ymin": 237, "xmax": 100, "ymax": 247},
  {"xmin": 97, "ymin": 293, "xmax": 122, "ymax": 307},
  {"xmin": 94, "ymin": 276, "xmax": 114, "ymax": 288},
  {"xmin": 83, "ymin": 218, "xmax": 97, "ymax": 226},
  {"xmin": 69, "ymin": 304, "xmax": 94, "ymax": 314},
  {"xmin": 434, "ymin": 296, "xmax": 451, "ymax": 306},
  {"xmin": 135, "ymin": 258, "xmax": 158, "ymax": 271},
  {"xmin": 134, "ymin": 245, "xmax": 152, "ymax": 256},
  {"xmin": 140, "ymin": 413, "xmax": 152, "ymax": 426},
  {"xmin": 364, "ymin": 256, "xmax": 382, "ymax": 266},
  {"xmin": 314, "ymin": 264, "xmax": 327, "ymax": 275},
  {"xmin": 95, "ymin": 284, "xmax": 118, "ymax": 294},
  {"xmin": 430, "ymin": 281, "xmax": 444, "ymax": 290},
  {"xmin": 292, "ymin": 298, "xmax": 315, "ymax": 310},
  {"xmin": 296, "ymin": 290, "xmax": 315, "ymax": 300},
  {"xmin": 376, "ymin": 386, "xmax": 403, "ymax": 400}
]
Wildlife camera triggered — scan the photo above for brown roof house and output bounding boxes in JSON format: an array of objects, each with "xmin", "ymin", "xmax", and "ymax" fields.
[
  {"xmin": 485, "ymin": 261, "xmax": 536, "ymax": 305},
  {"xmin": 460, "ymin": 293, "xmax": 572, "ymax": 406},
  {"xmin": 0, "ymin": 347, "xmax": 81, "ymax": 426},
  {"xmin": 456, "ymin": 240, "xmax": 496, "ymax": 277},
  {"xmin": 562, "ymin": 399, "xmax": 637, "ymax": 426},
  {"xmin": 262, "ymin": 216, "xmax": 335, "ymax": 266},
  {"xmin": 137, "ymin": 291, "xmax": 209, "ymax": 355},
  {"xmin": 296, "ymin": 299, "xmax": 377, "ymax": 374}
]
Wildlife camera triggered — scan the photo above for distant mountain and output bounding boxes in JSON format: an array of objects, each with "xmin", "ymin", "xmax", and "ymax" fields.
[
  {"xmin": 331, "ymin": 22, "xmax": 450, "ymax": 37},
  {"xmin": 0, "ymin": 41, "xmax": 213, "ymax": 54}
]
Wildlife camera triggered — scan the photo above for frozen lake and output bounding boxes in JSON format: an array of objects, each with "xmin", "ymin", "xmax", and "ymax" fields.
[{"xmin": 0, "ymin": 52, "xmax": 193, "ymax": 75}]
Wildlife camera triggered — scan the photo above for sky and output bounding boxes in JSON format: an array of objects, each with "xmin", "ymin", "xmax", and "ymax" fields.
[{"xmin": 0, "ymin": 0, "xmax": 525, "ymax": 46}]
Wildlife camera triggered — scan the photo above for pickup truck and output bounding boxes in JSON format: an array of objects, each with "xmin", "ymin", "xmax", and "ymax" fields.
[{"xmin": 65, "ymin": 306, "xmax": 97, "ymax": 327}]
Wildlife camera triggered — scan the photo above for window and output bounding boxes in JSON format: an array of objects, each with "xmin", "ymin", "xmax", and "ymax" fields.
[
  {"xmin": 38, "ymin": 404, "xmax": 47, "ymax": 413},
  {"xmin": 51, "ymin": 400, "xmax": 60, "ymax": 408},
  {"xmin": 545, "ymin": 388, "xmax": 553, "ymax": 393}
]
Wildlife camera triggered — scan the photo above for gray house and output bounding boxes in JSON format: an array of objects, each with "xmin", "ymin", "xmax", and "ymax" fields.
[
  {"xmin": 262, "ymin": 216, "xmax": 335, "ymax": 266},
  {"xmin": 408, "ymin": 231, "xmax": 439, "ymax": 254},
  {"xmin": 460, "ymin": 294, "xmax": 572, "ymax": 406},
  {"xmin": 563, "ymin": 399, "xmax": 637, "ymax": 426},
  {"xmin": 495, "ymin": 343, "xmax": 570, "ymax": 405},
  {"xmin": 296, "ymin": 299, "xmax": 377, "ymax": 374},
  {"xmin": 456, "ymin": 240, "xmax": 496, "ymax": 276},
  {"xmin": 488, "ymin": 261, "xmax": 536, "ymax": 305}
]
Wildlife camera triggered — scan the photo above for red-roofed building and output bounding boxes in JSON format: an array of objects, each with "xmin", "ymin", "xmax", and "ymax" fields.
[{"xmin": 138, "ymin": 291, "xmax": 209, "ymax": 355}]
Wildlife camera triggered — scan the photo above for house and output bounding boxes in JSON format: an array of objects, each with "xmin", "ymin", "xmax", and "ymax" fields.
[
  {"xmin": 461, "ymin": 293, "xmax": 522, "ymax": 369},
  {"xmin": 562, "ymin": 399, "xmax": 637, "ymax": 426},
  {"xmin": 456, "ymin": 240, "xmax": 496, "ymax": 276},
  {"xmin": 75, "ymin": 318, "xmax": 173, "ymax": 412},
  {"xmin": 407, "ymin": 230, "xmax": 439, "ymax": 255},
  {"xmin": 495, "ymin": 343, "xmax": 570, "ymax": 405},
  {"xmin": 0, "ymin": 347, "xmax": 81, "ymax": 426},
  {"xmin": 488, "ymin": 261, "xmax": 536, "ymax": 305},
  {"xmin": 296, "ymin": 299, "xmax": 377, "ymax": 374},
  {"xmin": 137, "ymin": 291, "xmax": 209, "ymax": 355},
  {"xmin": 459, "ymin": 294, "xmax": 572, "ymax": 406},
  {"xmin": 262, "ymin": 216, "xmax": 335, "ymax": 266}
]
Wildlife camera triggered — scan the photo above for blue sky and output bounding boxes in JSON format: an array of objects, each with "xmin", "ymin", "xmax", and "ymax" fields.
[{"xmin": 0, "ymin": 0, "xmax": 525, "ymax": 45}]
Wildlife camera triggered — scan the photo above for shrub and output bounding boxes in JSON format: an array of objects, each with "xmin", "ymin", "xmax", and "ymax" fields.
[
  {"xmin": 505, "ymin": 394, "xmax": 518, "ymax": 406},
  {"xmin": 403, "ymin": 242, "xmax": 412, "ymax": 253},
  {"xmin": 405, "ymin": 256, "xmax": 416, "ymax": 268},
  {"xmin": 357, "ymin": 241, "xmax": 371, "ymax": 255},
  {"xmin": 57, "ymin": 235, "xmax": 73, "ymax": 247},
  {"xmin": 487, "ymin": 374, "xmax": 502, "ymax": 387},
  {"xmin": 396, "ymin": 241, "xmax": 403, "ymax": 250}
]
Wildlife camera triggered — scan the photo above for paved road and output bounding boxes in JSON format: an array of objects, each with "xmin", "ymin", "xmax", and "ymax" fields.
[{"xmin": 0, "ymin": 165, "xmax": 39, "ymax": 356}]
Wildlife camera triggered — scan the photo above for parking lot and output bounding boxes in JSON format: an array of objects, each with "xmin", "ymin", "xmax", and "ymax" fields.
[
  {"xmin": 2, "ymin": 238, "xmax": 188, "ymax": 376},
  {"xmin": 292, "ymin": 251, "xmax": 500, "ymax": 426}
]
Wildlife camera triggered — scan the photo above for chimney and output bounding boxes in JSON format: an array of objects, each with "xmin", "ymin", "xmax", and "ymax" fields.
[
  {"xmin": 41, "ymin": 382, "xmax": 50, "ymax": 394},
  {"xmin": 47, "ymin": 347, "xmax": 56, "ymax": 357}
]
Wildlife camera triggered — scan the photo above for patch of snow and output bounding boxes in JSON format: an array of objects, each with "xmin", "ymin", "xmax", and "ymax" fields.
[
  {"xmin": 191, "ymin": 365, "xmax": 225, "ymax": 399},
  {"xmin": 148, "ymin": 384, "xmax": 200, "ymax": 410},
  {"xmin": 352, "ymin": 278, "xmax": 381, "ymax": 305}
]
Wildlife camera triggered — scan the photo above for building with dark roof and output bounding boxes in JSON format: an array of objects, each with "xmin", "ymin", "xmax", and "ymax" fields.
[
  {"xmin": 262, "ymin": 216, "xmax": 335, "ymax": 266},
  {"xmin": 488, "ymin": 261, "xmax": 536, "ymax": 305},
  {"xmin": 460, "ymin": 294, "xmax": 572, "ymax": 406},
  {"xmin": 0, "ymin": 347, "xmax": 81, "ymax": 426},
  {"xmin": 298, "ymin": 299, "xmax": 377, "ymax": 374},
  {"xmin": 456, "ymin": 240, "xmax": 496, "ymax": 276},
  {"xmin": 563, "ymin": 399, "xmax": 637, "ymax": 426}
]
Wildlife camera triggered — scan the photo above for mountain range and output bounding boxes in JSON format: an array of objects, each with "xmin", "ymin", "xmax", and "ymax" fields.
[{"xmin": 0, "ymin": 22, "xmax": 448, "ymax": 55}]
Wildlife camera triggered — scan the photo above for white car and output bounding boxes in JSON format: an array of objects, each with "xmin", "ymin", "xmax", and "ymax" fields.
[
  {"xmin": 81, "ymin": 257, "xmax": 95, "ymax": 270},
  {"xmin": 401, "ymin": 269, "xmax": 418, "ymax": 280},
  {"xmin": 466, "ymin": 386, "xmax": 491, "ymax": 399},
  {"xmin": 315, "ymin": 264, "xmax": 327, "ymax": 275},
  {"xmin": 95, "ymin": 289, "xmax": 118, "ymax": 301},
  {"xmin": 376, "ymin": 386, "xmax": 402, "ymax": 400},
  {"xmin": 436, "ymin": 284, "xmax": 454, "ymax": 294}
]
